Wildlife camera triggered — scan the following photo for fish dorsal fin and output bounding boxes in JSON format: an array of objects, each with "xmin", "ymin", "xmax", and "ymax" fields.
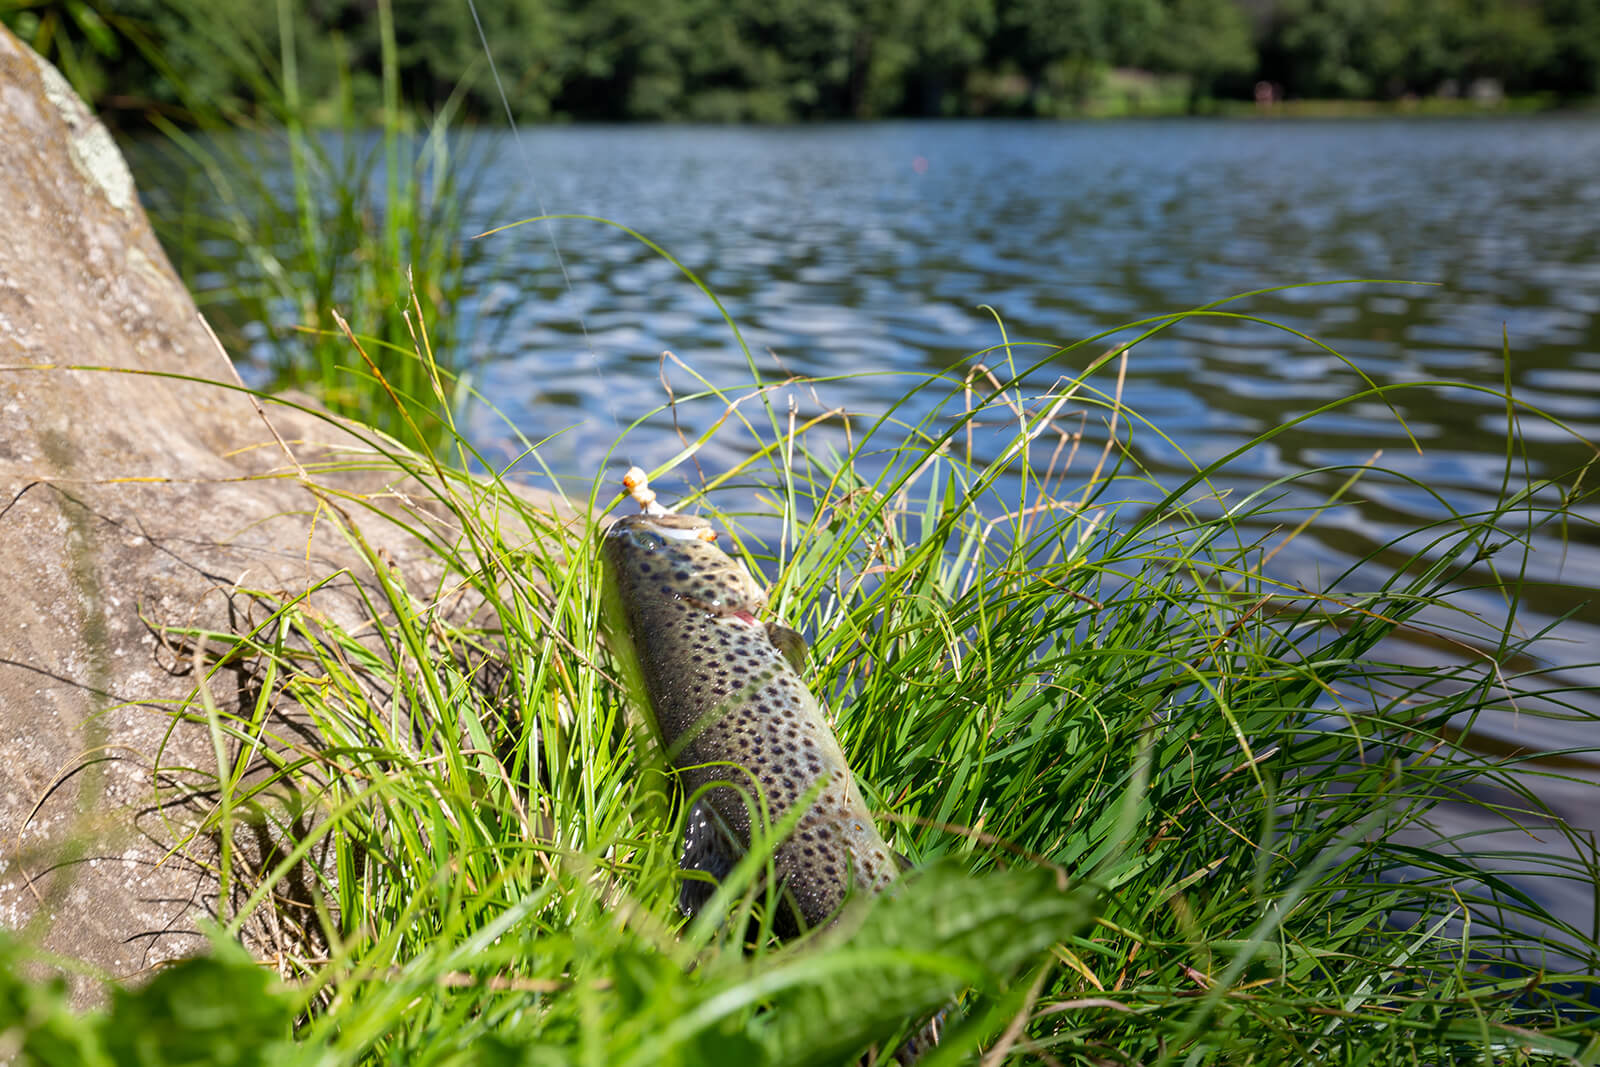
[{"xmin": 765, "ymin": 622, "xmax": 808, "ymax": 672}]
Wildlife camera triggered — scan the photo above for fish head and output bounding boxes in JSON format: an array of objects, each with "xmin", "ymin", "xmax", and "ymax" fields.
[{"xmin": 601, "ymin": 512, "xmax": 766, "ymax": 617}]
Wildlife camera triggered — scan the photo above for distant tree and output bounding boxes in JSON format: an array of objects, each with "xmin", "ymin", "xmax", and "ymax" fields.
[
  {"xmin": 561, "ymin": 0, "xmax": 862, "ymax": 121},
  {"xmin": 382, "ymin": 0, "xmax": 573, "ymax": 120},
  {"xmin": 750, "ymin": 0, "xmax": 864, "ymax": 118},
  {"xmin": 1536, "ymin": 0, "xmax": 1599, "ymax": 95},
  {"xmin": 1260, "ymin": 0, "xmax": 1383, "ymax": 97},
  {"xmin": 557, "ymin": 0, "xmax": 689, "ymax": 119},
  {"xmin": 1259, "ymin": 0, "xmax": 1574, "ymax": 99},
  {"xmin": 859, "ymin": 0, "xmax": 996, "ymax": 115},
  {"xmin": 1139, "ymin": 0, "xmax": 1257, "ymax": 109},
  {"xmin": 1459, "ymin": 0, "xmax": 1554, "ymax": 92},
  {"xmin": 995, "ymin": 0, "xmax": 1163, "ymax": 108},
  {"xmin": 1374, "ymin": 0, "xmax": 1458, "ymax": 95}
]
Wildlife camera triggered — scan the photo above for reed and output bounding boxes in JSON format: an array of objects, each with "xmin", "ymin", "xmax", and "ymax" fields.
[{"xmin": 121, "ymin": 0, "xmax": 493, "ymax": 452}]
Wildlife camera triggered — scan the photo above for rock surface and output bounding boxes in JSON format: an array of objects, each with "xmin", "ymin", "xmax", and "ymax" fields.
[{"xmin": 0, "ymin": 28, "xmax": 555, "ymax": 998}]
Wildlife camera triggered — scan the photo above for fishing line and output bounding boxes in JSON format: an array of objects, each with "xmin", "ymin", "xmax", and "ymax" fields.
[{"xmin": 465, "ymin": 0, "xmax": 622, "ymax": 441}]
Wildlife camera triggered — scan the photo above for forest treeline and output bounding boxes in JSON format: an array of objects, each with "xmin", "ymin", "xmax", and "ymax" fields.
[{"xmin": 6, "ymin": 0, "xmax": 1599, "ymax": 124}]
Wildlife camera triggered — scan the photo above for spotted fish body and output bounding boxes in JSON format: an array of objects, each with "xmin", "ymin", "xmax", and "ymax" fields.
[{"xmin": 601, "ymin": 511, "xmax": 901, "ymax": 930}]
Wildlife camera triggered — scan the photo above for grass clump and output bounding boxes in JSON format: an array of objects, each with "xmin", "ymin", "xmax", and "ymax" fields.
[
  {"xmin": 2, "ymin": 281, "xmax": 1595, "ymax": 1064},
  {"xmin": 117, "ymin": 0, "xmax": 491, "ymax": 452}
]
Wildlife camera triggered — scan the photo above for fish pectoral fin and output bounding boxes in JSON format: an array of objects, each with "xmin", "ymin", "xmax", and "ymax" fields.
[
  {"xmin": 891, "ymin": 1007, "xmax": 947, "ymax": 1065},
  {"xmin": 678, "ymin": 796, "xmax": 744, "ymax": 919},
  {"xmin": 765, "ymin": 622, "xmax": 809, "ymax": 672}
]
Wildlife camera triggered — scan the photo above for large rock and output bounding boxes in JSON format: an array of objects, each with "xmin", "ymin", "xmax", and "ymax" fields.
[{"xmin": 0, "ymin": 28, "xmax": 557, "ymax": 998}]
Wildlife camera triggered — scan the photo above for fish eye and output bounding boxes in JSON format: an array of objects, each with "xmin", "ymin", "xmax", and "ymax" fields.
[{"xmin": 619, "ymin": 527, "xmax": 662, "ymax": 552}]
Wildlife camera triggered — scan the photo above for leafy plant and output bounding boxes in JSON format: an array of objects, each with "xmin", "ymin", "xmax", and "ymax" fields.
[{"xmin": 0, "ymin": 934, "xmax": 299, "ymax": 1067}]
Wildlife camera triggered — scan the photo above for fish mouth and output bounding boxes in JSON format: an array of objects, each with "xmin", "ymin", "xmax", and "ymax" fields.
[{"xmin": 606, "ymin": 512, "xmax": 719, "ymax": 546}]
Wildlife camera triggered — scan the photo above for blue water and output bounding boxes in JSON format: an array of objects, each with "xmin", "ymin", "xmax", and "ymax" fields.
[{"xmin": 452, "ymin": 119, "xmax": 1599, "ymax": 679}]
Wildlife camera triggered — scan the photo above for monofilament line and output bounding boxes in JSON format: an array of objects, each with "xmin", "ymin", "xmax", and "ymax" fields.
[{"xmin": 465, "ymin": 0, "xmax": 621, "ymax": 436}]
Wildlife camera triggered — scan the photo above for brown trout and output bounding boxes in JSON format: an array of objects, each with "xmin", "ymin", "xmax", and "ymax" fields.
[{"xmin": 601, "ymin": 510, "xmax": 903, "ymax": 931}]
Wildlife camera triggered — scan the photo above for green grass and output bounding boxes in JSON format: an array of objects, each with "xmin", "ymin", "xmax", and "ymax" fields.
[
  {"xmin": 3, "ymin": 279, "xmax": 1597, "ymax": 1063},
  {"xmin": 121, "ymin": 0, "xmax": 491, "ymax": 452}
]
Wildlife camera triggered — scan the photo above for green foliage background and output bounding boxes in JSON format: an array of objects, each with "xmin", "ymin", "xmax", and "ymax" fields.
[{"xmin": 6, "ymin": 0, "xmax": 1597, "ymax": 124}]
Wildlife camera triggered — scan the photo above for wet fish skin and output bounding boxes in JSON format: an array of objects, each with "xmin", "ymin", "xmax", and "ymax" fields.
[{"xmin": 601, "ymin": 511, "xmax": 902, "ymax": 930}]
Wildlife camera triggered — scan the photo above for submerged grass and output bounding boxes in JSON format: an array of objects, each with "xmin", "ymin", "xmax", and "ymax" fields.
[{"xmin": 4, "ymin": 273, "xmax": 1597, "ymax": 1063}]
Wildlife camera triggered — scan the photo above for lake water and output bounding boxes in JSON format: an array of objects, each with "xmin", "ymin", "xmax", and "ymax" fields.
[
  {"xmin": 158, "ymin": 118, "xmax": 1600, "ymax": 941},
  {"xmin": 453, "ymin": 118, "xmax": 1599, "ymax": 666}
]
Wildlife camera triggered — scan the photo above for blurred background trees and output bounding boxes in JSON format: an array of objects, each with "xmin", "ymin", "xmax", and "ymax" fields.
[
  {"xmin": 1254, "ymin": 0, "xmax": 1596, "ymax": 99},
  {"xmin": 4, "ymin": 0, "xmax": 1596, "ymax": 123}
]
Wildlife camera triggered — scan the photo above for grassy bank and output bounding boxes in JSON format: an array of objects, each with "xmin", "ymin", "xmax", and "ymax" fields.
[
  {"xmin": 975, "ymin": 67, "xmax": 1597, "ymax": 118},
  {"xmin": 3, "ymin": 280, "xmax": 1599, "ymax": 1062},
  {"xmin": 1214, "ymin": 93, "xmax": 1595, "ymax": 118}
]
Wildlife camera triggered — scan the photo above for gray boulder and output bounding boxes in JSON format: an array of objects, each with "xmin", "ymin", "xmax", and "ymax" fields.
[{"xmin": 0, "ymin": 27, "xmax": 558, "ymax": 999}]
